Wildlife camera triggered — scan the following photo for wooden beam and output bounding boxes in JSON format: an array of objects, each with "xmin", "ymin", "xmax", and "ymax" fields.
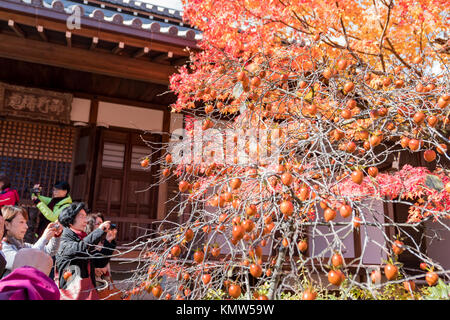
[
  {"xmin": 133, "ymin": 46, "xmax": 149, "ymax": 58},
  {"xmin": 37, "ymin": 25, "xmax": 47, "ymax": 42},
  {"xmin": 112, "ymin": 42, "xmax": 125, "ymax": 55},
  {"xmin": 73, "ymin": 92, "xmax": 170, "ymax": 112},
  {"xmin": 0, "ymin": 10, "xmax": 193, "ymax": 56},
  {"xmin": 90, "ymin": 37, "xmax": 98, "ymax": 50},
  {"xmin": 172, "ymin": 57, "xmax": 188, "ymax": 66},
  {"xmin": 66, "ymin": 31, "xmax": 72, "ymax": 48},
  {"xmin": 8, "ymin": 20, "xmax": 25, "ymax": 38},
  {"xmin": 104, "ymin": 216, "xmax": 156, "ymax": 224},
  {"xmin": 0, "ymin": 33, "xmax": 175, "ymax": 84},
  {"xmin": 152, "ymin": 51, "xmax": 173, "ymax": 63},
  {"xmin": 152, "ymin": 53, "xmax": 166, "ymax": 63}
]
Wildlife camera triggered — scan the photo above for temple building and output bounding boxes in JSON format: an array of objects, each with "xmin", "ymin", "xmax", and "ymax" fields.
[{"xmin": 0, "ymin": 0, "xmax": 194, "ymax": 243}]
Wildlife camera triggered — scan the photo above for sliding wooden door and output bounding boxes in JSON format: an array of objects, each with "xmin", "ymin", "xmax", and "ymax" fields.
[{"xmin": 92, "ymin": 128, "xmax": 161, "ymax": 243}]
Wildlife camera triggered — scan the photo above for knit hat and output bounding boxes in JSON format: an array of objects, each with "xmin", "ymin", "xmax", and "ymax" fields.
[
  {"xmin": 53, "ymin": 181, "xmax": 70, "ymax": 193},
  {"xmin": 12, "ymin": 248, "xmax": 53, "ymax": 276},
  {"xmin": 58, "ymin": 202, "xmax": 85, "ymax": 228}
]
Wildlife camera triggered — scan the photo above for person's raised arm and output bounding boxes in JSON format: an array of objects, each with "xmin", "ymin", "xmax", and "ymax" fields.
[
  {"xmin": 58, "ymin": 228, "xmax": 104, "ymax": 257},
  {"xmin": 35, "ymin": 201, "xmax": 59, "ymax": 222}
]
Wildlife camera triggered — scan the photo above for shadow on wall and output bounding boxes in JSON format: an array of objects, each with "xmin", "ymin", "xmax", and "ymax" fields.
[{"xmin": 425, "ymin": 218, "xmax": 450, "ymax": 271}]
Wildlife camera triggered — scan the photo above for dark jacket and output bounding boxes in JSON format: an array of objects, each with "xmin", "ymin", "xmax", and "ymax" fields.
[
  {"xmin": 0, "ymin": 253, "xmax": 6, "ymax": 278},
  {"xmin": 55, "ymin": 227, "xmax": 106, "ymax": 289},
  {"xmin": 92, "ymin": 239, "xmax": 117, "ymax": 269}
]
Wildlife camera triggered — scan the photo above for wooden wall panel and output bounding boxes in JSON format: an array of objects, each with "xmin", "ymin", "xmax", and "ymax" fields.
[{"xmin": 0, "ymin": 119, "xmax": 75, "ymax": 203}]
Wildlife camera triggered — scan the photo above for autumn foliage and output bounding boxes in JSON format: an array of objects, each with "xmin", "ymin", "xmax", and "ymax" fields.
[{"xmin": 130, "ymin": 0, "xmax": 449, "ymax": 300}]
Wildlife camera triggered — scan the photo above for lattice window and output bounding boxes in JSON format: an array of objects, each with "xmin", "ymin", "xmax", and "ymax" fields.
[
  {"xmin": 130, "ymin": 145, "xmax": 151, "ymax": 171},
  {"xmin": 101, "ymin": 142, "xmax": 125, "ymax": 169},
  {"xmin": 0, "ymin": 119, "xmax": 76, "ymax": 203}
]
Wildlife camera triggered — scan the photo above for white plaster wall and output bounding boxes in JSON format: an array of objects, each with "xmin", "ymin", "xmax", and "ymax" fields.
[
  {"xmin": 169, "ymin": 112, "xmax": 184, "ymax": 133},
  {"xmin": 97, "ymin": 101, "xmax": 163, "ymax": 132},
  {"xmin": 360, "ymin": 199, "xmax": 388, "ymax": 265},
  {"xmin": 309, "ymin": 199, "xmax": 386, "ymax": 264},
  {"xmin": 70, "ymin": 97, "xmax": 91, "ymax": 123},
  {"xmin": 425, "ymin": 218, "xmax": 450, "ymax": 270},
  {"xmin": 309, "ymin": 207, "xmax": 356, "ymax": 259}
]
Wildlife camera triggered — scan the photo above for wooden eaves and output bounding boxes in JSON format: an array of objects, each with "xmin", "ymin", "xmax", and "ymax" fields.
[{"xmin": 0, "ymin": 0, "xmax": 200, "ymax": 85}]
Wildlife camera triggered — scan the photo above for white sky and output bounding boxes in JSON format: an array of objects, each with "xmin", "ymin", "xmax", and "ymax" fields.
[{"xmin": 140, "ymin": 0, "xmax": 184, "ymax": 11}]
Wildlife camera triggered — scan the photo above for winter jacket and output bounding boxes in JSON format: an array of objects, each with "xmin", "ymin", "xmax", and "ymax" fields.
[
  {"xmin": 0, "ymin": 188, "xmax": 19, "ymax": 208},
  {"xmin": 35, "ymin": 195, "xmax": 72, "ymax": 223},
  {"xmin": 92, "ymin": 239, "xmax": 117, "ymax": 269},
  {"xmin": 55, "ymin": 228, "xmax": 107, "ymax": 290},
  {"xmin": 1, "ymin": 235, "xmax": 60, "ymax": 278},
  {"xmin": 0, "ymin": 252, "xmax": 6, "ymax": 278},
  {"xmin": 0, "ymin": 266, "xmax": 60, "ymax": 300}
]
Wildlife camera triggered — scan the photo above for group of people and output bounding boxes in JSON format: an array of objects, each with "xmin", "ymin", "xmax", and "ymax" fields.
[{"xmin": 0, "ymin": 174, "xmax": 119, "ymax": 300}]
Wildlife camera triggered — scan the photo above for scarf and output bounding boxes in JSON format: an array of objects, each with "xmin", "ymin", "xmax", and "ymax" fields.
[
  {"xmin": 47, "ymin": 196, "xmax": 66, "ymax": 211},
  {"xmin": 70, "ymin": 228, "xmax": 87, "ymax": 240},
  {"xmin": 5, "ymin": 235, "xmax": 25, "ymax": 250}
]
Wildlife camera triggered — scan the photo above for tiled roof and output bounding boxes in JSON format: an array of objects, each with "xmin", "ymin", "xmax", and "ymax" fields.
[
  {"xmin": 3, "ymin": 0, "xmax": 201, "ymax": 43},
  {"xmin": 94, "ymin": 0, "xmax": 183, "ymax": 20}
]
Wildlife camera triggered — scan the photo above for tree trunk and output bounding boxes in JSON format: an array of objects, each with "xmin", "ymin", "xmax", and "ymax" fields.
[{"xmin": 267, "ymin": 219, "xmax": 294, "ymax": 300}]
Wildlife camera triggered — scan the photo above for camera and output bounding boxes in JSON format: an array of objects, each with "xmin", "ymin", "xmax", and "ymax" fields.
[
  {"xmin": 110, "ymin": 223, "xmax": 117, "ymax": 230},
  {"xmin": 53, "ymin": 223, "xmax": 60, "ymax": 229},
  {"xmin": 30, "ymin": 187, "xmax": 41, "ymax": 194}
]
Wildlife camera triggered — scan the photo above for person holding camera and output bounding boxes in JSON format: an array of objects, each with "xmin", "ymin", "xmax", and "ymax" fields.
[
  {"xmin": 85, "ymin": 212, "xmax": 117, "ymax": 271},
  {"xmin": 1, "ymin": 205, "xmax": 61, "ymax": 278},
  {"xmin": 85, "ymin": 212, "xmax": 119, "ymax": 299},
  {"xmin": 55, "ymin": 202, "xmax": 112, "ymax": 300},
  {"xmin": 0, "ymin": 174, "xmax": 19, "ymax": 208},
  {"xmin": 31, "ymin": 181, "xmax": 72, "ymax": 238}
]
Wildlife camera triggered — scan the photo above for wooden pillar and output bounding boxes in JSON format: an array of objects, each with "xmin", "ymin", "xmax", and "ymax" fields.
[
  {"xmin": 156, "ymin": 108, "xmax": 171, "ymax": 221},
  {"xmin": 87, "ymin": 98, "xmax": 101, "ymax": 210}
]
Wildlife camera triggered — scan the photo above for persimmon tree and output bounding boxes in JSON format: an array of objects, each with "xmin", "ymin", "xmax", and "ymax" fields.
[{"xmin": 127, "ymin": 0, "xmax": 449, "ymax": 300}]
